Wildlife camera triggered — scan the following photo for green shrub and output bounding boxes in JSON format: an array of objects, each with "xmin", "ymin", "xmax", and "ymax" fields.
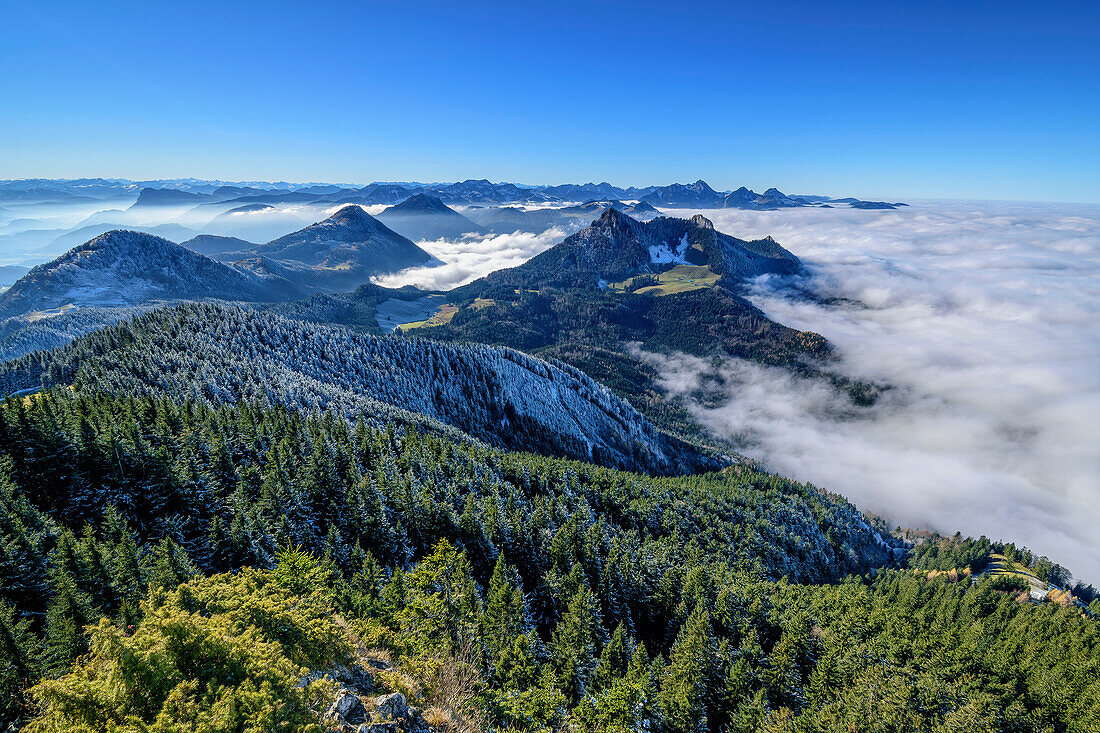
[{"xmin": 26, "ymin": 569, "xmax": 348, "ymax": 733}]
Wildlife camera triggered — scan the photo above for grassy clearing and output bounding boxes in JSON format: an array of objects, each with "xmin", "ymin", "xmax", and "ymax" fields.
[
  {"xmin": 23, "ymin": 303, "xmax": 77, "ymax": 322},
  {"xmin": 981, "ymin": 553, "xmax": 1045, "ymax": 586},
  {"xmin": 400, "ymin": 298, "xmax": 495, "ymax": 332},
  {"xmin": 398, "ymin": 304, "xmax": 459, "ymax": 332},
  {"xmin": 609, "ymin": 265, "xmax": 720, "ymax": 296}
]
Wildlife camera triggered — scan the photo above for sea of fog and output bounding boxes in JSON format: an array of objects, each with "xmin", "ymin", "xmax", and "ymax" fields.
[{"xmin": 650, "ymin": 201, "xmax": 1099, "ymax": 583}]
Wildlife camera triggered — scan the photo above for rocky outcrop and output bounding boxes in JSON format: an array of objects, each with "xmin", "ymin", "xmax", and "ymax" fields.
[{"xmin": 324, "ymin": 690, "xmax": 430, "ymax": 733}]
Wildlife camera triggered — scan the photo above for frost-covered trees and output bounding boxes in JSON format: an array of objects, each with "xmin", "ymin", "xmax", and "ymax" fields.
[{"xmin": 0, "ymin": 303, "xmax": 720, "ymax": 475}]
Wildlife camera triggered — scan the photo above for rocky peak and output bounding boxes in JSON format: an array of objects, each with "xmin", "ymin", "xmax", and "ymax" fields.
[
  {"xmin": 596, "ymin": 206, "xmax": 631, "ymax": 225},
  {"xmin": 690, "ymin": 214, "xmax": 714, "ymax": 230}
]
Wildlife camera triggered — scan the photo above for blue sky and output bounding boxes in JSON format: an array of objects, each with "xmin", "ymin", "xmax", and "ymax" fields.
[{"xmin": 1, "ymin": 0, "xmax": 1097, "ymax": 201}]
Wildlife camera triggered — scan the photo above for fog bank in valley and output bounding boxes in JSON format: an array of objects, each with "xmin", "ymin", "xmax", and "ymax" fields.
[
  {"xmin": 372, "ymin": 227, "xmax": 567, "ymax": 290},
  {"xmin": 651, "ymin": 201, "xmax": 1100, "ymax": 582}
]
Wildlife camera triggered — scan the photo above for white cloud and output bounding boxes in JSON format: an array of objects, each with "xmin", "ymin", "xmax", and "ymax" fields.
[
  {"xmin": 646, "ymin": 201, "xmax": 1100, "ymax": 583},
  {"xmin": 372, "ymin": 227, "xmax": 567, "ymax": 290}
]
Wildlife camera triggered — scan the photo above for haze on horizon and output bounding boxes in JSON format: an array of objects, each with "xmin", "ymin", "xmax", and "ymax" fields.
[{"xmin": 1, "ymin": 1, "xmax": 1098, "ymax": 203}]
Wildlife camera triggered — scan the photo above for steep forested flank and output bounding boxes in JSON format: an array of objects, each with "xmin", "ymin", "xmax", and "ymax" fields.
[
  {"xmin": 0, "ymin": 392, "xmax": 1095, "ymax": 731},
  {"xmin": 401, "ymin": 284, "xmax": 846, "ymax": 438},
  {"xmin": 0, "ymin": 303, "xmax": 718, "ymax": 476},
  {"xmin": 1, "ymin": 389, "xmax": 895, "ymax": 728},
  {"xmin": 424, "ymin": 285, "xmax": 829, "ymax": 368}
]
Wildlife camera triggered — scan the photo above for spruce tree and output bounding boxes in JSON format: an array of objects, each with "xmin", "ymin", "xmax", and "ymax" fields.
[
  {"xmin": 550, "ymin": 583, "xmax": 602, "ymax": 702},
  {"xmin": 481, "ymin": 554, "xmax": 529, "ymax": 661},
  {"xmin": 659, "ymin": 602, "xmax": 717, "ymax": 732}
]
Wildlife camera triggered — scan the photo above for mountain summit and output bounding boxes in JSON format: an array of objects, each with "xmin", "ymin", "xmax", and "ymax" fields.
[
  {"xmin": 480, "ymin": 208, "xmax": 802, "ymax": 288},
  {"xmin": 0, "ymin": 230, "xmax": 300, "ymax": 320},
  {"xmin": 382, "ymin": 193, "xmax": 455, "ymax": 215},
  {"xmin": 254, "ymin": 205, "xmax": 432, "ymax": 274},
  {"xmin": 377, "ymin": 194, "xmax": 482, "ymax": 241}
]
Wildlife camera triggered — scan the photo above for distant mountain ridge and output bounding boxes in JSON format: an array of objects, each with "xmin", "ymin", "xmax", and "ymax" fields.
[
  {"xmin": 180, "ymin": 234, "xmax": 256, "ymax": 256},
  {"xmin": 0, "ymin": 177, "xmax": 904, "ymax": 209},
  {"xmin": 377, "ymin": 194, "xmax": 482, "ymax": 241}
]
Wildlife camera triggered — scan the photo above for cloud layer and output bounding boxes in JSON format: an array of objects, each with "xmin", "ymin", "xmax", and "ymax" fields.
[
  {"xmin": 650, "ymin": 201, "xmax": 1100, "ymax": 582},
  {"xmin": 372, "ymin": 227, "xmax": 567, "ymax": 291}
]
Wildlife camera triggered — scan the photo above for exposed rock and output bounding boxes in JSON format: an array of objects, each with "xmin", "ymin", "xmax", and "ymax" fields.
[
  {"xmin": 374, "ymin": 692, "xmax": 408, "ymax": 719},
  {"xmin": 358, "ymin": 724, "xmax": 397, "ymax": 733},
  {"xmin": 326, "ymin": 689, "xmax": 367, "ymax": 725}
]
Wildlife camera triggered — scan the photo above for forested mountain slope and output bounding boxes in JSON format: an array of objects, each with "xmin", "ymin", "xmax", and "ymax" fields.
[
  {"xmin": 0, "ymin": 303, "xmax": 718, "ymax": 475},
  {"xmin": 0, "ymin": 304, "xmax": 152, "ymax": 362},
  {"xmin": 398, "ymin": 211, "xmax": 845, "ymax": 436},
  {"xmin": 1, "ymin": 391, "xmax": 1094, "ymax": 732}
]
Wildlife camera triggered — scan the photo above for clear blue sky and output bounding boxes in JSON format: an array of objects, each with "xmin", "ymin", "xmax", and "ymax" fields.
[{"xmin": 1, "ymin": 0, "xmax": 1097, "ymax": 201}]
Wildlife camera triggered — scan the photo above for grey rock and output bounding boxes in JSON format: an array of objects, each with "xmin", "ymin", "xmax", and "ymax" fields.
[
  {"xmin": 358, "ymin": 724, "xmax": 397, "ymax": 733},
  {"xmin": 373, "ymin": 692, "xmax": 408, "ymax": 720},
  {"xmin": 326, "ymin": 689, "xmax": 366, "ymax": 725}
]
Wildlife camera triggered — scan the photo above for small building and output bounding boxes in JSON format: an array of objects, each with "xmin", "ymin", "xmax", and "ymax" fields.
[{"xmin": 1029, "ymin": 586, "xmax": 1050, "ymax": 603}]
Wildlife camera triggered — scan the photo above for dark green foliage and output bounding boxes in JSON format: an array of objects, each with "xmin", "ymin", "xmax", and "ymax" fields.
[
  {"xmin": 262, "ymin": 282, "xmax": 430, "ymax": 335},
  {"xmin": 425, "ymin": 285, "xmax": 829, "ymax": 372},
  {"xmin": 1, "ymin": 390, "xmax": 1096, "ymax": 732}
]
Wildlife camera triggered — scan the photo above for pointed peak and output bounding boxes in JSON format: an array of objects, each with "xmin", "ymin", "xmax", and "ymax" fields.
[
  {"xmin": 597, "ymin": 206, "xmax": 631, "ymax": 224},
  {"xmin": 386, "ymin": 193, "xmax": 452, "ymax": 214},
  {"xmin": 327, "ymin": 204, "xmax": 372, "ymax": 222},
  {"xmin": 331, "ymin": 203, "xmax": 365, "ymax": 215},
  {"xmin": 690, "ymin": 214, "xmax": 714, "ymax": 230}
]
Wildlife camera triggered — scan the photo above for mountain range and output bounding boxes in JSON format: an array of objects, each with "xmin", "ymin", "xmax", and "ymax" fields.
[
  {"xmin": 0, "ymin": 177, "xmax": 1095, "ymax": 733},
  {"xmin": 0, "ymin": 177, "xmax": 906, "ymax": 209},
  {"xmin": 0, "ymin": 206, "xmax": 433, "ymax": 328}
]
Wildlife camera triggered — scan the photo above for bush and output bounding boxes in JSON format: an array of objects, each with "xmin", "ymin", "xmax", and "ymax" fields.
[{"xmin": 25, "ymin": 569, "xmax": 349, "ymax": 733}]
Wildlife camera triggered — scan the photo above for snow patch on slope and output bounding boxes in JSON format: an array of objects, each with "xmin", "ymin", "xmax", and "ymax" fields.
[{"xmin": 649, "ymin": 234, "xmax": 691, "ymax": 265}]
